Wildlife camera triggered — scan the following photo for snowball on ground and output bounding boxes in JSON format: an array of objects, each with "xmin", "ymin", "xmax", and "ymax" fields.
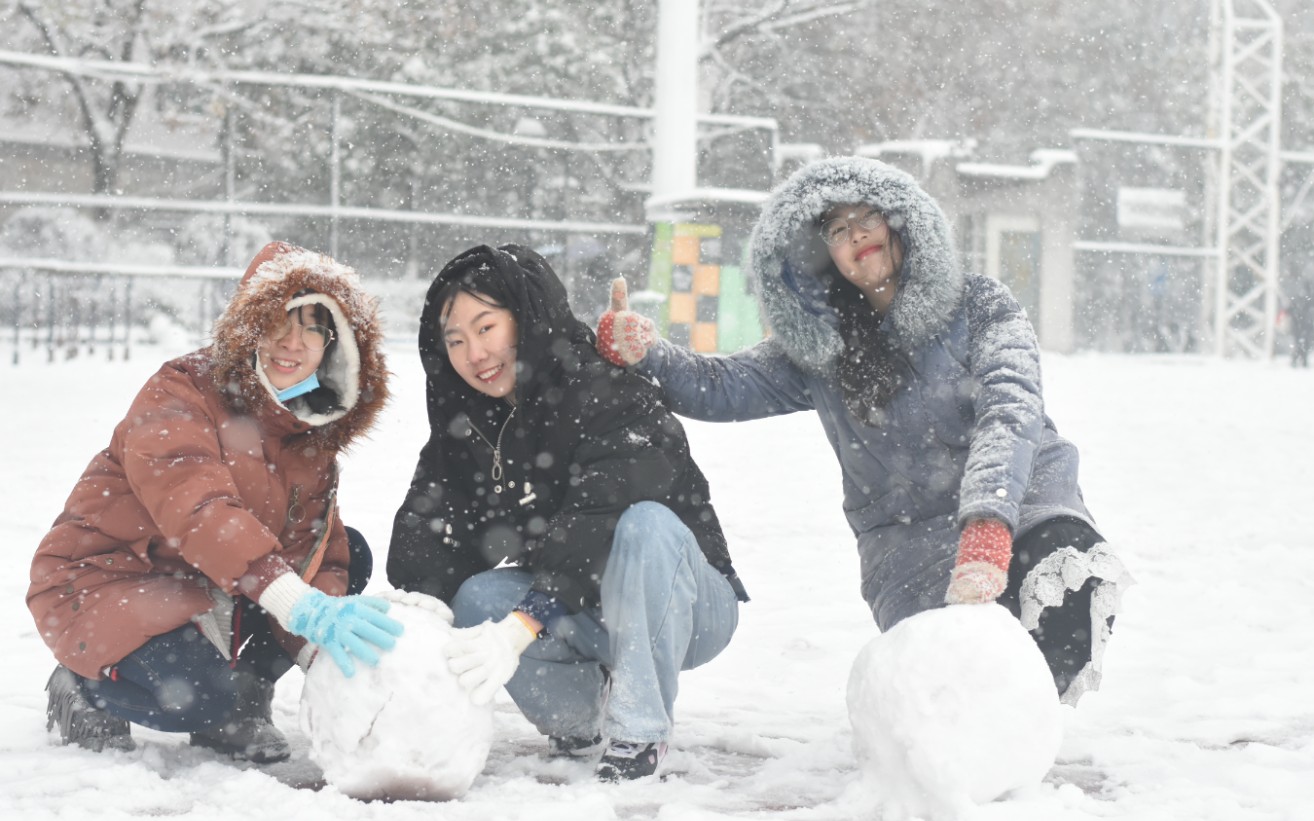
[
  {"xmin": 846, "ymin": 603, "xmax": 1063, "ymax": 820},
  {"xmin": 299, "ymin": 591, "xmax": 492, "ymax": 801}
]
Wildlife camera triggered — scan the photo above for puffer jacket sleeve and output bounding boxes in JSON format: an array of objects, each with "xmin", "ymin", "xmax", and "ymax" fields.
[
  {"xmin": 528, "ymin": 373, "xmax": 686, "ymax": 612},
  {"xmin": 639, "ymin": 336, "xmax": 815, "ymax": 421},
  {"xmin": 957, "ymin": 276, "xmax": 1045, "ymax": 529},
  {"xmin": 386, "ymin": 436, "xmax": 489, "ymax": 603},
  {"xmin": 118, "ymin": 367, "xmax": 284, "ymax": 591}
]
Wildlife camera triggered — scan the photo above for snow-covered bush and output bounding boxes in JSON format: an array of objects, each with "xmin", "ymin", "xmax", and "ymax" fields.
[
  {"xmin": 174, "ymin": 214, "xmax": 272, "ymax": 267},
  {"xmin": 0, "ymin": 207, "xmax": 107, "ymax": 259}
]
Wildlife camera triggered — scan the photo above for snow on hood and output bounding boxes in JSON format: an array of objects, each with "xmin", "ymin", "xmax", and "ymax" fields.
[{"xmin": 748, "ymin": 156, "xmax": 965, "ymax": 372}]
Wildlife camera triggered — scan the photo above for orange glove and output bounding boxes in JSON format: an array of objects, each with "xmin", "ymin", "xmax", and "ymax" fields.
[
  {"xmin": 944, "ymin": 519, "xmax": 1012, "ymax": 605},
  {"xmin": 596, "ymin": 277, "xmax": 657, "ymax": 367}
]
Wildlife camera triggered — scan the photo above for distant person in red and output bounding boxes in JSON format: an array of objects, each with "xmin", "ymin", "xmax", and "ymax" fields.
[{"xmin": 28, "ymin": 242, "xmax": 401, "ymax": 761}]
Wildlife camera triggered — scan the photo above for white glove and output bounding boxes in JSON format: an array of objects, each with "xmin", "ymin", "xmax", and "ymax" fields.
[
  {"xmin": 444, "ymin": 613, "xmax": 538, "ymax": 705},
  {"xmin": 376, "ymin": 588, "xmax": 455, "ymax": 624}
]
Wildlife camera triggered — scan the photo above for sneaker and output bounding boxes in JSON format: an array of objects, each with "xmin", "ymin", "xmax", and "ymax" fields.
[
  {"xmin": 595, "ymin": 740, "xmax": 667, "ymax": 782},
  {"xmin": 547, "ymin": 733, "xmax": 605, "ymax": 760},
  {"xmin": 45, "ymin": 665, "xmax": 135, "ymax": 753}
]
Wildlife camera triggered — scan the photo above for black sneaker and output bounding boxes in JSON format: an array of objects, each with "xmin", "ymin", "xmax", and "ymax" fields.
[
  {"xmin": 45, "ymin": 665, "xmax": 135, "ymax": 753},
  {"xmin": 547, "ymin": 733, "xmax": 605, "ymax": 760},
  {"xmin": 595, "ymin": 740, "xmax": 667, "ymax": 782}
]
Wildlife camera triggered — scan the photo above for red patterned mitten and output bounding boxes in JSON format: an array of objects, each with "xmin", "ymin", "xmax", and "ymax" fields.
[
  {"xmin": 945, "ymin": 519, "xmax": 1012, "ymax": 604},
  {"xmin": 596, "ymin": 277, "xmax": 657, "ymax": 367}
]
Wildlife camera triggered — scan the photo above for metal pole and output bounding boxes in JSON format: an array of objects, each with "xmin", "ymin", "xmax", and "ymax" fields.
[
  {"xmin": 649, "ymin": 0, "xmax": 699, "ymax": 219},
  {"xmin": 330, "ymin": 91, "xmax": 341, "ymax": 258},
  {"xmin": 1213, "ymin": 1, "xmax": 1234, "ymax": 356}
]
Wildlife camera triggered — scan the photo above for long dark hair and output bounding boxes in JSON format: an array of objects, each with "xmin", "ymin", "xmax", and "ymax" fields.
[{"xmin": 813, "ymin": 216, "xmax": 911, "ymax": 423}]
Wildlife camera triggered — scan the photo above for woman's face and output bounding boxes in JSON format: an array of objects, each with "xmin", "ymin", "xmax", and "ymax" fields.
[
  {"xmin": 822, "ymin": 202, "xmax": 904, "ymax": 310},
  {"xmin": 442, "ymin": 290, "xmax": 519, "ymax": 399},
  {"xmin": 257, "ymin": 305, "xmax": 327, "ymax": 391}
]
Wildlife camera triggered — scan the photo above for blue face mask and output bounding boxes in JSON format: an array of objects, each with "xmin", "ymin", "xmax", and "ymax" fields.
[{"xmin": 276, "ymin": 372, "xmax": 320, "ymax": 402}]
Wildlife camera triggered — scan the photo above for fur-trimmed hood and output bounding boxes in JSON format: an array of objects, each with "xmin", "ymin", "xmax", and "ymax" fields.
[
  {"xmin": 749, "ymin": 156, "xmax": 965, "ymax": 372},
  {"xmin": 210, "ymin": 241, "xmax": 389, "ymax": 452}
]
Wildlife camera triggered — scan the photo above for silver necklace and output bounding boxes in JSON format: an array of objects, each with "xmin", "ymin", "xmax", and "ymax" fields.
[{"xmin": 469, "ymin": 406, "xmax": 517, "ymax": 494}]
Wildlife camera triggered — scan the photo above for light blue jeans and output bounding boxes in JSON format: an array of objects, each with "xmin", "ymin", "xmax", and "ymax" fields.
[{"xmin": 450, "ymin": 501, "xmax": 739, "ymax": 744}]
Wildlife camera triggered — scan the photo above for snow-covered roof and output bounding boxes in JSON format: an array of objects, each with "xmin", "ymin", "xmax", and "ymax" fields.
[
  {"xmin": 856, "ymin": 139, "xmax": 977, "ymax": 165},
  {"xmin": 956, "ymin": 149, "xmax": 1078, "ymax": 180}
]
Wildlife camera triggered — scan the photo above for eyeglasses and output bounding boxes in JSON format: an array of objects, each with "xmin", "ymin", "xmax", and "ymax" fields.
[
  {"xmin": 270, "ymin": 319, "xmax": 335, "ymax": 351},
  {"xmin": 820, "ymin": 209, "xmax": 887, "ymax": 247}
]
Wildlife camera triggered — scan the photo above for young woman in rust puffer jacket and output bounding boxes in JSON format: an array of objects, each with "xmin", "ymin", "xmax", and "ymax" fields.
[{"xmin": 28, "ymin": 242, "xmax": 403, "ymax": 762}]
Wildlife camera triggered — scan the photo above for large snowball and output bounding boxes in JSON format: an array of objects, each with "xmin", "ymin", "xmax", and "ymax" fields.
[
  {"xmin": 299, "ymin": 592, "xmax": 492, "ymax": 801},
  {"xmin": 846, "ymin": 604, "xmax": 1063, "ymax": 820}
]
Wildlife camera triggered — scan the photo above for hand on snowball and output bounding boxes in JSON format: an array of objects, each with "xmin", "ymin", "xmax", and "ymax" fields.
[
  {"xmin": 944, "ymin": 518, "xmax": 1012, "ymax": 605},
  {"xmin": 284, "ymin": 589, "xmax": 405, "ymax": 678},
  {"xmin": 444, "ymin": 612, "xmax": 539, "ymax": 705},
  {"xmin": 596, "ymin": 277, "xmax": 657, "ymax": 367},
  {"xmin": 376, "ymin": 588, "xmax": 455, "ymax": 625}
]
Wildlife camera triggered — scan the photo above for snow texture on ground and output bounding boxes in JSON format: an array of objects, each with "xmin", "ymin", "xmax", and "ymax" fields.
[{"xmin": 2, "ymin": 342, "xmax": 1313, "ymax": 820}]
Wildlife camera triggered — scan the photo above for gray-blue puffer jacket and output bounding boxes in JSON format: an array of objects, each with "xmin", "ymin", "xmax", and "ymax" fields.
[{"xmin": 639, "ymin": 157, "xmax": 1096, "ymax": 629}]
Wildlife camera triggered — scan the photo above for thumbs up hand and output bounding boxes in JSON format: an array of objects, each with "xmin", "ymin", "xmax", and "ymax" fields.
[{"xmin": 596, "ymin": 277, "xmax": 658, "ymax": 367}]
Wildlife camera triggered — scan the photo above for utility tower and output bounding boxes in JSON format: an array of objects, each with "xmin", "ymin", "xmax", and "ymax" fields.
[{"xmin": 1208, "ymin": 0, "xmax": 1283, "ymax": 357}]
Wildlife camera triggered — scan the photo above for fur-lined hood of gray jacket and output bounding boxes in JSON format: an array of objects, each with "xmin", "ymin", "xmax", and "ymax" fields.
[{"xmin": 750, "ymin": 155, "xmax": 964, "ymax": 374}]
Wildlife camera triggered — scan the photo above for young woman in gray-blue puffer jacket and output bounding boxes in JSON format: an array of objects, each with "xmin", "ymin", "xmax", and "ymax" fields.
[{"xmin": 595, "ymin": 156, "xmax": 1132, "ymax": 704}]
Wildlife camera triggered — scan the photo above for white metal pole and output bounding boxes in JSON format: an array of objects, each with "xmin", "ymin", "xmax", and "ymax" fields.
[
  {"xmin": 1213, "ymin": 1, "xmax": 1234, "ymax": 356},
  {"xmin": 650, "ymin": 0, "xmax": 699, "ymax": 218},
  {"xmin": 1262, "ymin": 9, "xmax": 1284, "ymax": 358}
]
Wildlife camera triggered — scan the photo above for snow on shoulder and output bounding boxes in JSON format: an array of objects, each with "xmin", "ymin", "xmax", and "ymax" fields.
[
  {"xmin": 846, "ymin": 604, "xmax": 1063, "ymax": 820},
  {"xmin": 299, "ymin": 590, "xmax": 492, "ymax": 801}
]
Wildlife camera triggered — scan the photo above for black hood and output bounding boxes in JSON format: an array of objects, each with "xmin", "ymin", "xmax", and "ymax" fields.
[{"xmin": 418, "ymin": 243, "xmax": 597, "ymax": 430}]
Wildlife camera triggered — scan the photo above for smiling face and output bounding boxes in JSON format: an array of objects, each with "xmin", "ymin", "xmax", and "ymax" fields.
[
  {"xmin": 822, "ymin": 202, "xmax": 904, "ymax": 313},
  {"xmin": 442, "ymin": 289, "xmax": 519, "ymax": 400},
  {"xmin": 257, "ymin": 304, "xmax": 327, "ymax": 391}
]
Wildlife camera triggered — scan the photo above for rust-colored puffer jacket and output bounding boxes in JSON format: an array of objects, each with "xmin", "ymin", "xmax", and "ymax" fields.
[{"xmin": 27, "ymin": 242, "xmax": 389, "ymax": 679}]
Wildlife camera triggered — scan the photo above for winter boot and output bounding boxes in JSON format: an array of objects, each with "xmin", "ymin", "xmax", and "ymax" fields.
[
  {"xmin": 189, "ymin": 672, "xmax": 290, "ymax": 763},
  {"xmin": 46, "ymin": 665, "xmax": 136, "ymax": 753},
  {"xmin": 547, "ymin": 733, "xmax": 605, "ymax": 760},
  {"xmin": 595, "ymin": 740, "xmax": 667, "ymax": 782}
]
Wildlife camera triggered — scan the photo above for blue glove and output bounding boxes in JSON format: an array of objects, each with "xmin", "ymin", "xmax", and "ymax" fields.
[{"xmin": 286, "ymin": 590, "xmax": 404, "ymax": 678}]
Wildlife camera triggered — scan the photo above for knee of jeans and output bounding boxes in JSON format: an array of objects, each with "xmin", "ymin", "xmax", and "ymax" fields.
[
  {"xmin": 450, "ymin": 571, "xmax": 527, "ymax": 628},
  {"xmin": 611, "ymin": 502, "xmax": 693, "ymax": 567}
]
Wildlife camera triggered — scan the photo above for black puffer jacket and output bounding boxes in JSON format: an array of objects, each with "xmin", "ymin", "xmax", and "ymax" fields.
[{"xmin": 387, "ymin": 244, "xmax": 739, "ymax": 613}]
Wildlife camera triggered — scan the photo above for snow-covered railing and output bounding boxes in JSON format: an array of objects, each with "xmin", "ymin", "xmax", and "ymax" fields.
[{"xmin": 1, "ymin": 257, "xmax": 237, "ymax": 366}]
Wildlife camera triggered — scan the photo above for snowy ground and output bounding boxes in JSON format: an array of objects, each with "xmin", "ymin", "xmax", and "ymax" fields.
[{"xmin": 1, "ymin": 339, "xmax": 1312, "ymax": 820}]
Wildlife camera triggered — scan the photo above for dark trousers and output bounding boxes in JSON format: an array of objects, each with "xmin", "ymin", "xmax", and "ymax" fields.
[
  {"xmin": 996, "ymin": 517, "xmax": 1110, "ymax": 698},
  {"xmin": 79, "ymin": 527, "xmax": 373, "ymax": 732}
]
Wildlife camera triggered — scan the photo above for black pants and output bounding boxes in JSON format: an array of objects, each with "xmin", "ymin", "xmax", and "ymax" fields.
[
  {"xmin": 996, "ymin": 517, "xmax": 1109, "ymax": 698},
  {"xmin": 81, "ymin": 527, "xmax": 373, "ymax": 731}
]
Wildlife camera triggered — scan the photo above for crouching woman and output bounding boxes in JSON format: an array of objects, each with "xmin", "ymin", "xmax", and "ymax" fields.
[
  {"xmin": 28, "ymin": 242, "xmax": 403, "ymax": 761},
  {"xmin": 387, "ymin": 244, "xmax": 748, "ymax": 782}
]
